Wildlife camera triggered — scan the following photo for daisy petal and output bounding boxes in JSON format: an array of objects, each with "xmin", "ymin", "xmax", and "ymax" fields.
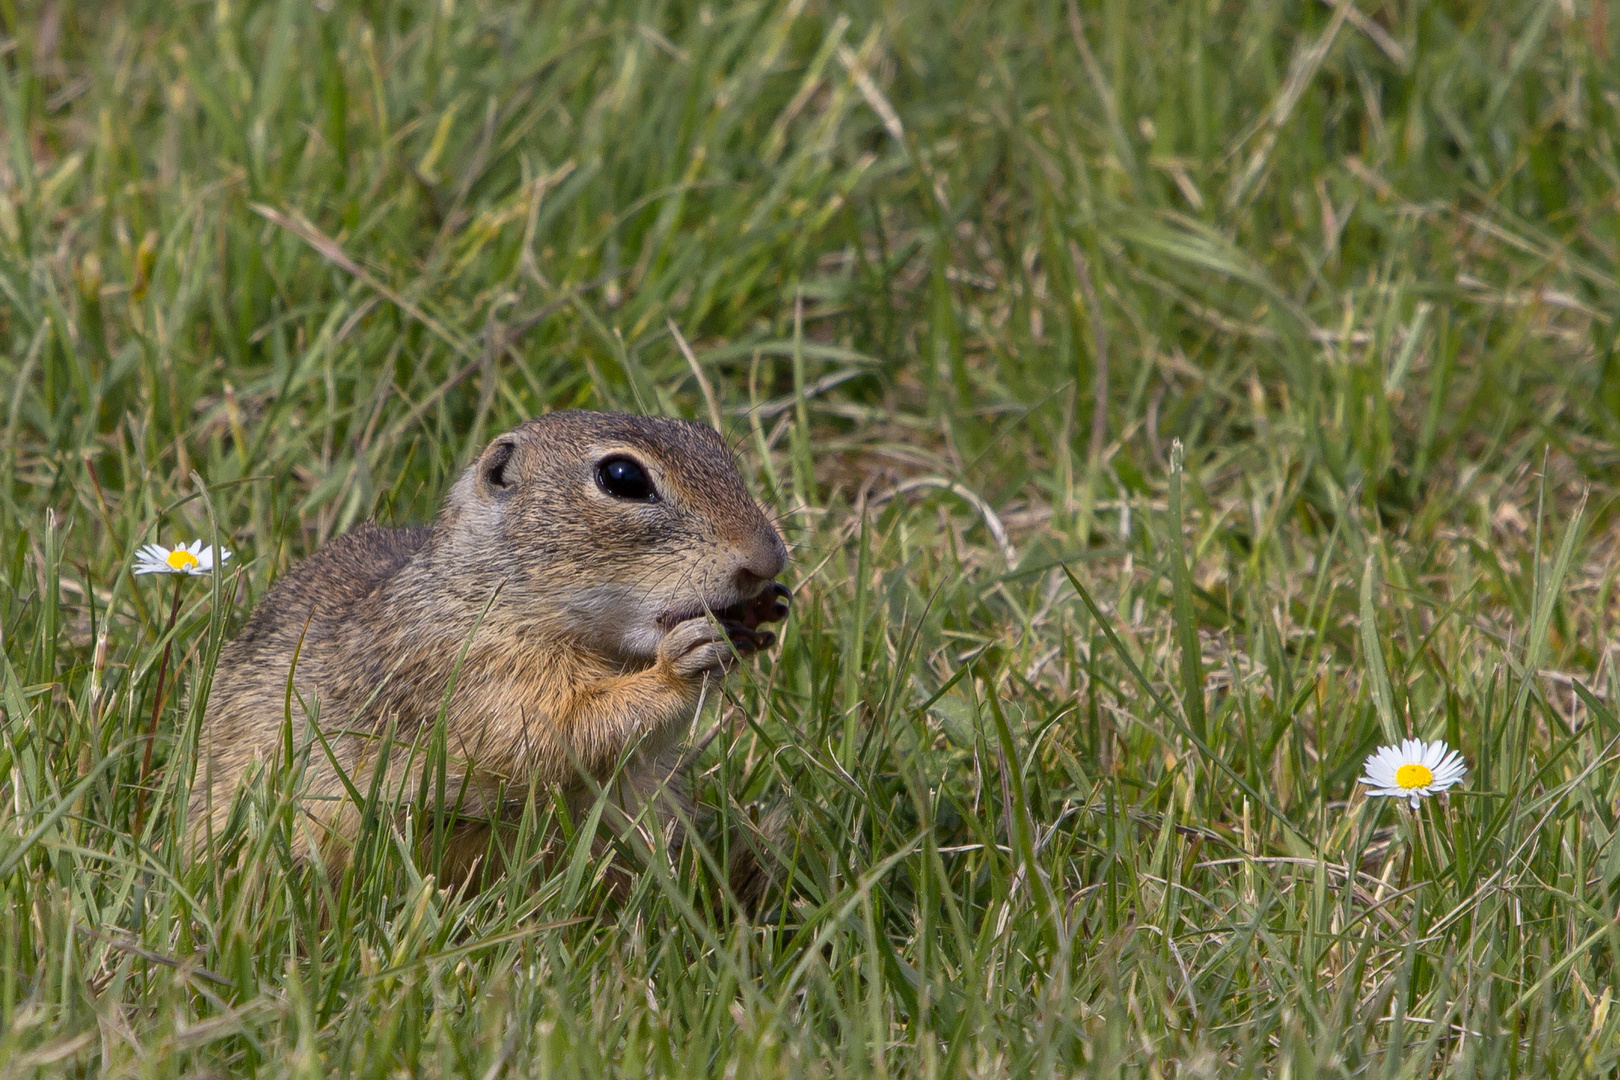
[
  {"xmin": 1357, "ymin": 738, "xmax": 1468, "ymax": 809},
  {"xmin": 130, "ymin": 540, "xmax": 235, "ymax": 578}
]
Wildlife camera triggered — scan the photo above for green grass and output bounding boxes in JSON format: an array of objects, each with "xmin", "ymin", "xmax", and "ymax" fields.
[{"xmin": 3, "ymin": 0, "xmax": 1620, "ymax": 1074}]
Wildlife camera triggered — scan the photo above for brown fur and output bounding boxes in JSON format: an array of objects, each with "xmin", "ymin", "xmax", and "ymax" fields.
[{"xmin": 189, "ymin": 411, "xmax": 787, "ymax": 888}]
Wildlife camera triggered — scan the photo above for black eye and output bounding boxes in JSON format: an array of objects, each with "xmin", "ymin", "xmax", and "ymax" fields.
[{"xmin": 596, "ymin": 456, "xmax": 658, "ymax": 502}]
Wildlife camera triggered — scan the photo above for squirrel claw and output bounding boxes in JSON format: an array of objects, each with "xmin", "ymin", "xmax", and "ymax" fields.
[
  {"xmin": 720, "ymin": 620, "xmax": 771, "ymax": 654},
  {"xmin": 746, "ymin": 582, "xmax": 792, "ymax": 628}
]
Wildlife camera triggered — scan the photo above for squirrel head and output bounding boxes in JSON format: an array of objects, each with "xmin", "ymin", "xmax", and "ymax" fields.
[{"xmin": 435, "ymin": 410, "xmax": 788, "ymax": 661}]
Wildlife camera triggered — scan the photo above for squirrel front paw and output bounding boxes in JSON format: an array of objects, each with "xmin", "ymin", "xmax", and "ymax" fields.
[{"xmin": 659, "ymin": 616, "xmax": 771, "ymax": 680}]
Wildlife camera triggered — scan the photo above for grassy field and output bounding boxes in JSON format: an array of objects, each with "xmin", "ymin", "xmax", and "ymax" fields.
[{"xmin": 3, "ymin": 0, "xmax": 1620, "ymax": 1074}]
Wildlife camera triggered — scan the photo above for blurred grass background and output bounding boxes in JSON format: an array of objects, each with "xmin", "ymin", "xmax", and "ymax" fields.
[{"xmin": 4, "ymin": 0, "xmax": 1620, "ymax": 1074}]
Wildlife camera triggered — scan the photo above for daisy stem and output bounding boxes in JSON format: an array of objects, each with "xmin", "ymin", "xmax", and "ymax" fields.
[
  {"xmin": 1404, "ymin": 805, "xmax": 1433, "ymax": 887},
  {"xmin": 1419, "ymin": 799, "xmax": 1445, "ymax": 877},
  {"xmin": 1397, "ymin": 814, "xmax": 1412, "ymax": 891},
  {"xmin": 134, "ymin": 576, "xmax": 183, "ymax": 835}
]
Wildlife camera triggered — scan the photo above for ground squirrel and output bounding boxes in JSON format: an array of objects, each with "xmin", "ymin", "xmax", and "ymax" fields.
[{"xmin": 189, "ymin": 410, "xmax": 789, "ymax": 886}]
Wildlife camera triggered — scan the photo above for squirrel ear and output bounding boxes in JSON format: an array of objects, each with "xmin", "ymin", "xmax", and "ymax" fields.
[{"xmin": 481, "ymin": 439, "xmax": 517, "ymax": 491}]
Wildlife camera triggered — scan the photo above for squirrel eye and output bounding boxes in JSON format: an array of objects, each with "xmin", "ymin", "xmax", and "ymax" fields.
[{"xmin": 596, "ymin": 456, "xmax": 658, "ymax": 502}]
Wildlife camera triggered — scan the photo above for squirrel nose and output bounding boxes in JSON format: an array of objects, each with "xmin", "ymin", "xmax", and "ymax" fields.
[{"xmin": 734, "ymin": 530, "xmax": 787, "ymax": 587}]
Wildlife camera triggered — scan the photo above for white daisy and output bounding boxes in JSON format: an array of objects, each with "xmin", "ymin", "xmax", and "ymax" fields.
[
  {"xmin": 1359, "ymin": 738, "xmax": 1467, "ymax": 809},
  {"xmin": 133, "ymin": 540, "xmax": 232, "ymax": 577}
]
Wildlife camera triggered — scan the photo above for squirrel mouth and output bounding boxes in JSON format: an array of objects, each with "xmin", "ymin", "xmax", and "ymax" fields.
[{"xmin": 659, "ymin": 582, "xmax": 791, "ymax": 649}]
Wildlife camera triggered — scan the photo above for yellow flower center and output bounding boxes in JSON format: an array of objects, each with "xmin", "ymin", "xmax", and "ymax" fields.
[
  {"xmin": 166, "ymin": 549, "xmax": 200, "ymax": 571},
  {"xmin": 1395, "ymin": 763, "xmax": 1433, "ymax": 790}
]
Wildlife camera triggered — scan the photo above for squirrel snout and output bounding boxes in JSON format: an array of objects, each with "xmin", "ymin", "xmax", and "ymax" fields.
[{"xmin": 733, "ymin": 531, "xmax": 788, "ymax": 588}]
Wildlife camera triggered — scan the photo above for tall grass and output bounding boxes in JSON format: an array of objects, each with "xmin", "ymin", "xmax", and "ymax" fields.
[{"xmin": 3, "ymin": 0, "xmax": 1619, "ymax": 1074}]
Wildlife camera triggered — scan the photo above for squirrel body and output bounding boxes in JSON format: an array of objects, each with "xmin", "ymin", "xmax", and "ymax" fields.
[{"xmin": 190, "ymin": 411, "xmax": 788, "ymax": 882}]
